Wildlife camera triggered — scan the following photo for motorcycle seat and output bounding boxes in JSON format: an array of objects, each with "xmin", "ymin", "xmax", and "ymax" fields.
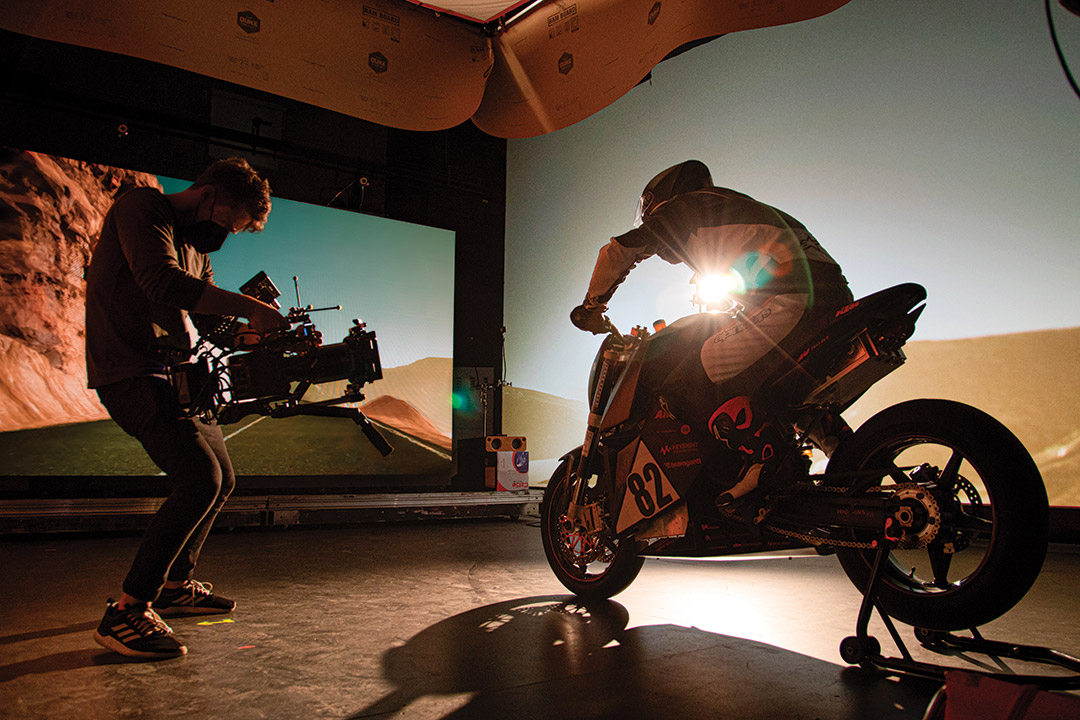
[
  {"xmin": 764, "ymin": 283, "xmax": 926, "ymax": 407},
  {"xmin": 819, "ymin": 282, "xmax": 926, "ymax": 344}
]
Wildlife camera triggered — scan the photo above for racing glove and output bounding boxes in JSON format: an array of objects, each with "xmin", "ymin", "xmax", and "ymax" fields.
[{"xmin": 570, "ymin": 304, "xmax": 608, "ymax": 334}]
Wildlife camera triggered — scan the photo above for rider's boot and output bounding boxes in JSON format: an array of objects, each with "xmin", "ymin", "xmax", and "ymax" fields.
[
  {"xmin": 716, "ymin": 462, "xmax": 765, "ymax": 507},
  {"xmin": 707, "ymin": 396, "xmax": 788, "ymax": 508}
]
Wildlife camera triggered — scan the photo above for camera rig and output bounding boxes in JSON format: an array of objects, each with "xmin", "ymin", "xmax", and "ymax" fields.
[{"xmin": 169, "ymin": 271, "xmax": 393, "ymax": 456}]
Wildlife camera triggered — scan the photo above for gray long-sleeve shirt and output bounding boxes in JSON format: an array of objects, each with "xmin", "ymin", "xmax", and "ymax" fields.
[{"xmin": 85, "ymin": 187, "xmax": 213, "ymax": 388}]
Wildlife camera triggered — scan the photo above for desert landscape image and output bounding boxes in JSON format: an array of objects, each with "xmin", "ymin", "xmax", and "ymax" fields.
[{"xmin": 0, "ymin": 149, "xmax": 451, "ymax": 480}]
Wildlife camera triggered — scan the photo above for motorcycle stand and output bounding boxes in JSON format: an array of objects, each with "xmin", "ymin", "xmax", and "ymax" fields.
[{"xmin": 839, "ymin": 539, "xmax": 1080, "ymax": 691}]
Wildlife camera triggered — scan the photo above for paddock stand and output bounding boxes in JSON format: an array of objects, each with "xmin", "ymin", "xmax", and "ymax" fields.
[{"xmin": 837, "ymin": 536, "xmax": 1080, "ymax": 692}]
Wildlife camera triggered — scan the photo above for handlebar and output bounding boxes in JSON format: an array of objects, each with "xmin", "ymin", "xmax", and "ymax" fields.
[
  {"xmin": 570, "ymin": 305, "xmax": 638, "ymax": 345},
  {"xmin": 596, "ymin": 317, "xmax": 637, "ymax": 351},
  {"xmin": 601, "ymin": 317, "xmax": 626, "ymax": 343}
]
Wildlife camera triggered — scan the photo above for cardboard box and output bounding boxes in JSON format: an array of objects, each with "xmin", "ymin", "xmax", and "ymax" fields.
[{"xmin": 485, "ymin": 450, "xmax": 529, "ymax": 491}]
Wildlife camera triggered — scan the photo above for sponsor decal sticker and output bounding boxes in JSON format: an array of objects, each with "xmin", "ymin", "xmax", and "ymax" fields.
[{"xmin": 660, "ymin": 441, "xmax": 698, "ymax": 456}]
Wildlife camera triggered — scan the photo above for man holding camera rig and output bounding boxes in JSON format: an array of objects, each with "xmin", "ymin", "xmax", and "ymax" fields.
[{"xmin": 85, "ymin": 157, "xmax": 289, "ymax": 659}]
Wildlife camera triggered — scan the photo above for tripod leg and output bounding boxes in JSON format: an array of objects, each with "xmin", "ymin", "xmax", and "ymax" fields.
[{"xmin": 352, "ymin": 411, "xmax": 393, "ymax": 457}]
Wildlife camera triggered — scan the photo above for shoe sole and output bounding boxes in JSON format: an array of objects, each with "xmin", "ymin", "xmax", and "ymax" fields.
[
  {"xmin": 93, "ymin": 630, "xmax": 187, "ymax": 659},
  {"xmin": 154, "ymin": 604, "xmax": 235, "ymax": 618}
]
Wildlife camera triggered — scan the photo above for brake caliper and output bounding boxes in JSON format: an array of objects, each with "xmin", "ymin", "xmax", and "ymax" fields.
[{"xmin": 565, "ymin": 501, "xmax": 605, "ymax": 535}]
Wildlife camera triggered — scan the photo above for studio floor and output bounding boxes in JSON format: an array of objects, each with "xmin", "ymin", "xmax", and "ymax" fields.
[{"xmin": 3, "ymin": 515, "xmax": 1079, "ymax": 719}]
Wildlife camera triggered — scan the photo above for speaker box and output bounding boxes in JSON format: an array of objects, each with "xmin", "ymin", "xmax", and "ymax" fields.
[{"xmin": 485, "ymin": 435, "xmax": 526, "ymax": 452}]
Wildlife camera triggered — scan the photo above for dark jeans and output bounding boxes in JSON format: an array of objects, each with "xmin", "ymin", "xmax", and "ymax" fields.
[{"xmin": 96, "ymin": 376, "xmax": 235, "ymax": 602}]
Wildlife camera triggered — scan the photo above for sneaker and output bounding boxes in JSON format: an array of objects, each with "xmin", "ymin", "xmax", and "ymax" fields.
[
  {"xmin": 93, "ymin": 600, "xmax": 187, "ymax": 659},
  {"xmin": 154, "ymin": 580, "xmax": 235, "ymax": 617}
]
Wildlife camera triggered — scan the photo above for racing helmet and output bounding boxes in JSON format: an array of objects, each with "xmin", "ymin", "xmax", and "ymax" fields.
[{"xmin": 634, "ymin": 160, "xmax": 713, "ymax": 227}]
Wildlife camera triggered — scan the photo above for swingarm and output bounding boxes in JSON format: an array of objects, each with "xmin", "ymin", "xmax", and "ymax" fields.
[{"xmin": 762, "ymin": 484, "xmax": 938, "ymax": 549}]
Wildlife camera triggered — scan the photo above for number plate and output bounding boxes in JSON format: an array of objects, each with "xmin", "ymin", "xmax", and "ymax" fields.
[{"xmin": 616, "ymin": 442, "xmax": 681, "ymax": 533}]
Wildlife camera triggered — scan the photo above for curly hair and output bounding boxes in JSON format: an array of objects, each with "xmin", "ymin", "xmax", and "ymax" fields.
[{"xmin": 191, "ymin": 157, "xmax": 272, "ymax": 231}]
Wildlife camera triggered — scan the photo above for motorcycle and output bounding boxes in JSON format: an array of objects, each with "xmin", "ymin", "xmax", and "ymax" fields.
[{"xmin": 540, "ymin": 280, "xmax": 1050, "ymax": 636}]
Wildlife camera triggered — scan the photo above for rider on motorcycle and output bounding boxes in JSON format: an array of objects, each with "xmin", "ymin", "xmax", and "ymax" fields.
[{"xmin": 571, "ymin": 160, "xmax": 854, "ymax": 506}]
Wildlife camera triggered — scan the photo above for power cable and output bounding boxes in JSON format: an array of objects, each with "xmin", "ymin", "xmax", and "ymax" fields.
[{"xmin": 1046, "ymin": 0, "xmax": 1080, "ymax": 101}]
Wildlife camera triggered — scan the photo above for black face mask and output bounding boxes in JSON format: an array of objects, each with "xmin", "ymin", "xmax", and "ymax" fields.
[
  {"xmin": 185, "ymin": 220, "xmax": 230, "ymax": 253},
  {"xmin": 184, "ymin": 189, "xmax": 230, "ymax": 253}
]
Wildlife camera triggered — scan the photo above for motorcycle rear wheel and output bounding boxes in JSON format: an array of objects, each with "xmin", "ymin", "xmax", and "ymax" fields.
[
  {"xmin": 828, "ymin": 399, "xmax": 1049, "ymax": 631},
  {"xmin": 541, "ymin": 453, "xmax": 645, "ymax": 599}
]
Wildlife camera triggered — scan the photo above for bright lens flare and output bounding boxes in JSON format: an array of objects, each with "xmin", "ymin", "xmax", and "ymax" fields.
[{"xmin": 693, "ymin": 271, "xmax": 745, "ymax": 310}]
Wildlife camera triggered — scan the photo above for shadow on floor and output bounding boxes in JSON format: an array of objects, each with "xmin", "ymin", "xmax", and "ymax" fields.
[
  {"xmin": 349, "ymin": 595, "xmax": 940, "ymax": 720},
  {"xmin": 0, "ymin": 626, "xmax": 156, "ymax": 683},
  {"xmin": 0, "ymin": 620, "xmax": 100, "ymax": 647}
]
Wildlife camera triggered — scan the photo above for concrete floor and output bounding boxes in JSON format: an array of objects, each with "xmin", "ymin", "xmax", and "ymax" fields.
[{"xmin": 3, "ymin": 515, "xmax": 1079, "ymax": 719}]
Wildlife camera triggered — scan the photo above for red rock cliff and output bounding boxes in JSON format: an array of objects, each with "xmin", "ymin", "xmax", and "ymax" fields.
[{"xmin": 0, "ymin": 149, "xmax": 161, "ymax": 431}]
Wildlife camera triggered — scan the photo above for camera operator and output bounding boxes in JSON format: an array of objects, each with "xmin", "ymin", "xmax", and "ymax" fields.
[{"xmin": 85, "ymin": 157, "xmax": 288, "ymax": 659}]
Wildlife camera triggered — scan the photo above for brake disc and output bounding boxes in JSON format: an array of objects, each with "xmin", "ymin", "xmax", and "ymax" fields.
[
  {"xmin": 938, "ymin": 475, "xmax": 982, "ymax": 554},
  {"xmin": 557, "ymin": 514, "xmax": 605, "ymax": 565}
]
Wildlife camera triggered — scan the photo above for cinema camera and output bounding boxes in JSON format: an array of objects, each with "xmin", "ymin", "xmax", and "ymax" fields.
[{"xmin": 170, "ymin": 271, "xmax": 393, "ymax": 456}]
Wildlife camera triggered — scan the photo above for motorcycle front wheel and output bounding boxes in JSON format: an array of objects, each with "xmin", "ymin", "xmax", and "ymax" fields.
[
  {"xmin": 541, "ymin": 452, "xmax": 645, "ymax": 599},
  {"xmin": 828, "ymin": 399, "xmax": 1049, "ymax": 631}
]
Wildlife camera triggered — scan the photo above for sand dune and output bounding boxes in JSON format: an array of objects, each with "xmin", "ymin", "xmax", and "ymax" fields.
[
  {"xmin": 361, "ymin": 394, "xmax": 452, "ymax": 451},
  {"xmin": 305, "ymin": 357, "xmax": 452, "ymax": 437},
  {"xmin": 502, "ymin": 385, "xmax": 588, "ymax": 462}
]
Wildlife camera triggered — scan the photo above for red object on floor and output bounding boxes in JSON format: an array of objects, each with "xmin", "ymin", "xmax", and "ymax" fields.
[{"xmin": 941, "ymin": 670, "xmax": 1080, "ymax": 720}]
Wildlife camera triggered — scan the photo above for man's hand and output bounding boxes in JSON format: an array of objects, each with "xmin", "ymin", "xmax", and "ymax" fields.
[
  {"xmin": 232, "ymin": 322, "xmax": 264, "ymax": 347},
  {"xmin": 247, "ymin": 300, "xmax": 290, "ymax": 336},
  {"xmin": 570, "ymin": 304, "xmax": 608, "ymax": 334},
  {"xmin": 194, "ymin": 284, "xmax": 290, "ymax": 338}
]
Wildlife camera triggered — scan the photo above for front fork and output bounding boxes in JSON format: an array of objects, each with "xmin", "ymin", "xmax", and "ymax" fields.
[{"xmin": 566, "ymin": 347, "xmax": 621, "ymax": 534}]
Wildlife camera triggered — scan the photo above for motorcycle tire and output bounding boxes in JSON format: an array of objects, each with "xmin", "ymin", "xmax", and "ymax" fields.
[
  {"xmin": 828, "ymin": 399, "xmax": 1049, "ymax": 631},
  {"xmin": 541, "ymin": 452, "xmax": 645, "ymax": 599}
]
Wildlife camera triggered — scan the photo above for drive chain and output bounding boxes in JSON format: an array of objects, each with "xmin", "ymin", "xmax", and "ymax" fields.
[
  {"xmin": 760, "ymin": 522, "xmax": 879, "ymax": 550},
  {"xmin": 759, "ymin": 482, "xmax": 885, "ymax": 550}
]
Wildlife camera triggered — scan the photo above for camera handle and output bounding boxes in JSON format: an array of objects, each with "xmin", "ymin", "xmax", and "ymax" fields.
[{"xmin": 268, "ymin": 403, "xmax": 394, "ymax": 457}]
